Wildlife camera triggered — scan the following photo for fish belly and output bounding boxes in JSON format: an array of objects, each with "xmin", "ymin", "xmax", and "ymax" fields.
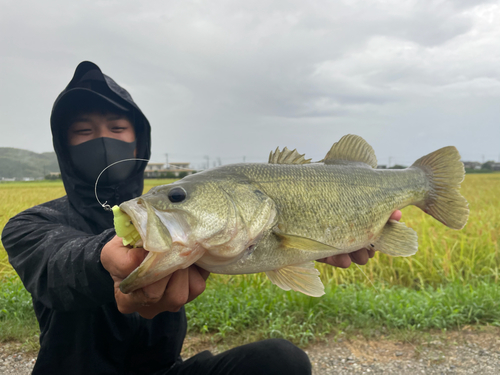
[{"xmin": 198, "ymin": 229, "xmax": 344, "ymax": 275}]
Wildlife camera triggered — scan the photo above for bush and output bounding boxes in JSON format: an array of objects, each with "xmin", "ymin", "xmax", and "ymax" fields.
[
  {"xmin": 45, "ymin": 174, "xmax": 61, "ymax": 180},
  {"xmin": 481, "ymin": 161, "xmax": 495, "ymax": 171}
]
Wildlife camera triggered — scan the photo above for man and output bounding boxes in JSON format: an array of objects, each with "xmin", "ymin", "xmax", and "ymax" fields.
[{"xmin": 2, "ymin": 61, "xmax": 399, "ymax": 374}]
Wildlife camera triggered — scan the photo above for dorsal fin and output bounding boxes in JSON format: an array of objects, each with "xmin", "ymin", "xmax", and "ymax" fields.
[
  {"xmin": 268, "ymin": 147, "xmax": 311, "ymax": 164},
  {"xmin": 322, "ymin": 134, "xmax": 377, "ymax": 168}
]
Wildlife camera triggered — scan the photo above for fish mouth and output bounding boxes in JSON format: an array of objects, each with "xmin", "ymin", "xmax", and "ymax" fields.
[
  {"xmin": 119, "ymin": 242, "xmax": 206, "ymax": 294},
  {"xmin": 118, "ymin": 198, "xmax": 205, "ymax": 293},
  {"xmin": 120, "ymin": 198, "xmax": 191, "ymax": 253}
]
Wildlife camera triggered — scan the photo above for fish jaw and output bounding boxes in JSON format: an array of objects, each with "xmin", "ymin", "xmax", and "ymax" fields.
[
  {"xmin": 119, "ymin": 198, "xmax": 192, "ymax": 253},
  {"xmin": 119, "ymin": 243, "xmax": 206, "ymax": 293},
  {"xmin": 118, "ymin": 199, "xmax": 204, "ymax": 293}
]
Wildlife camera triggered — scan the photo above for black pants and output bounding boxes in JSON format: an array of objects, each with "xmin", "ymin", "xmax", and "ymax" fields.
[{"xmin": 166, "ymin": 339, "xmax": 312, "ymax": 375}]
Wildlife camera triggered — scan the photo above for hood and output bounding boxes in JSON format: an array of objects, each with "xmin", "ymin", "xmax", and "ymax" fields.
[{"xmin": 50, "ymin": 61, "xmax": 152, "ymax": 232}]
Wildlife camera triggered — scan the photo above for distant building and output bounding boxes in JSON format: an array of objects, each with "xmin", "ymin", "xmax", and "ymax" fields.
[
  {"xmin": 462, "ymin": 161, "xmax": 481, "ymax": 170},
  {"xmin": 169, "ymin": 162, "xmax": 191, "ymax": 170},
  {"xmin": 492, "ymin": 163, "xmax": 500, "ymax": 171},
  {"xmin": 145, "ymin": 163, "xmax": 165, "ymax": 172},
  {"xmin": 144, "ymin": 162, "xmax": 195, "ymax": 178}
]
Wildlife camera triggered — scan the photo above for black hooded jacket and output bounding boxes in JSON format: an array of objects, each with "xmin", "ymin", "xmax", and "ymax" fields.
[{"xmin": 1, "ymin": 62, "xmax": 186, "ymax": 374}]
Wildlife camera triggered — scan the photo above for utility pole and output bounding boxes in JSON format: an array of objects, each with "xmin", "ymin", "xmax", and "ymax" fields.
[
  {"xmin": 243, "ymin": 156, "xmax": 246, "ymax": 163},
  {"xmin": 204, "ymin": 155, "xmax": 209, "ymax": 170},
  {"xmin": 164, "ymin": 153, "xmax": 169, "ymax": 169}
]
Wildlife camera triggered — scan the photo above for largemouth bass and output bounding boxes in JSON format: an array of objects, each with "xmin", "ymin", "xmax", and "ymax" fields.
[{"xmin": 114, "ymin": 135, "xmax": 469, "ymax": 296}]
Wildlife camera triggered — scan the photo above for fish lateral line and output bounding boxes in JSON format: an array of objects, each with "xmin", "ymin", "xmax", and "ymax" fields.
[{"xmin": 112, "ymin": 134, "xmax": 469, "ymax": 297}]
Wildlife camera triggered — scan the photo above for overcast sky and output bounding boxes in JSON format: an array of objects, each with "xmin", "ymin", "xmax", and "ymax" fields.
[{"xmin": 1, "ymin": 0, "xmax": 499, "ymax": 169}]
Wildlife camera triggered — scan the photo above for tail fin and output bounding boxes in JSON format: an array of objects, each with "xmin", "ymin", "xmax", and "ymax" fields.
[{"xmin": 412, "ymin": 146, "xmax": 469, "ymax": 230}]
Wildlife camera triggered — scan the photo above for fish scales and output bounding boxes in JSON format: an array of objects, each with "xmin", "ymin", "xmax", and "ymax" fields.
[
  {"xmin": 115, "ymin": 134, "xmax": 469, "ymax": 296},
  {"xmin": 218, "ymin": 162, "xmax": 427, "ymax": 251}
]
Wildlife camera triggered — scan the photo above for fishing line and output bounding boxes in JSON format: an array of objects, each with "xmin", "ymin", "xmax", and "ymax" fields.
[
  {"xmin": 94, "ymin": 158, "xmax": 150, "ymax": 211},
  {"xmin": 355, "ymin": 263, "xmax": 375, "ymax": 289}
]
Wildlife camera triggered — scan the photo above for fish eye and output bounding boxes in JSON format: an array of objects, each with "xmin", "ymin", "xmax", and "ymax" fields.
[{"xmin": 168, "ymin": 187, "xmax": 187, "ymax": 203}]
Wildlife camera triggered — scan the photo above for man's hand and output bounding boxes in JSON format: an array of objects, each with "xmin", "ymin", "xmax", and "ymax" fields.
[
  {"xmin": 101, "ymin": 236, "xmax": 210, "ymax": 319},
  {"xmin": 317, "ymin": 210, "xmax": 402, "ymax": 268}
]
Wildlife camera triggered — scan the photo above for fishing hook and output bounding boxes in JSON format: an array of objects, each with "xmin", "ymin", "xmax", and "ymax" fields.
[{"xmin": 94, "ymin": 158, "xmax": 150, "ymax": 211}]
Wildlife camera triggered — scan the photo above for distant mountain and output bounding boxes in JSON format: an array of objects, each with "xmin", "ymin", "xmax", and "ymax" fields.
[{"xmin": 0, "ymin": 148, "xmax": 60, "ymax": 178}]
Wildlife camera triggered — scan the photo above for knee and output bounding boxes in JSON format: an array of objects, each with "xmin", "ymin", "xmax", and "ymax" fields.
[{"xmin": 258, "ymin": 339, "xmax": 311, "ymax": 374}]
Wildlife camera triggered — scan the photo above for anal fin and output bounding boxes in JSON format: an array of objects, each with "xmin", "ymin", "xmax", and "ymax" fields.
[
  {"xmin": 265, "ymin": 261, "xmax": 325, "ymax": 297},
  {"xmin": 373, "ymin": 220, "xmax": 418, "ymax": 257}
]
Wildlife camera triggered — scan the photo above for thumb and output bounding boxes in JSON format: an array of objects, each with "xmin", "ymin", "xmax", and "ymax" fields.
[{"xmin": 102, "ymin": 236, "xmax": 148, "ymax": 279}]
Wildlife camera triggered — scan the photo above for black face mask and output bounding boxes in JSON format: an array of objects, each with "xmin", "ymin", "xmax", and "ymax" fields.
[{"xmin": 69, "ymin": 137, "xmax": 137, "ymax": 186}]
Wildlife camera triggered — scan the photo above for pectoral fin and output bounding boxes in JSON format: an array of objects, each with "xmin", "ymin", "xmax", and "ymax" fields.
[
  {"xmin": 273, "ymin": 228, "xmax": 339, "ymax": 252},
  {"xmin": 265, "ymin": 262, "xmax": 325, "ymax": 297},
  {"xmin": 373, "ymin": 220, "xmax": 418, "ymax": 257}
]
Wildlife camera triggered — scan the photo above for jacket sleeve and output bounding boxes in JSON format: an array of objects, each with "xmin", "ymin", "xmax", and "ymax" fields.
[{"xmin": 1, "ymin": 203, "xmax": 117, "ymax": 312}]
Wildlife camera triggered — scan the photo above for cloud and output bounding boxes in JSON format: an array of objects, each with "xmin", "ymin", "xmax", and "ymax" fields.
[{"xmin": 1, "ymin": 0, "xmax": 499, "ymax": 167}]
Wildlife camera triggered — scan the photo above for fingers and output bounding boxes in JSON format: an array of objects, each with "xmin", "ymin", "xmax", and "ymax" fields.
[
  {"xmin": 103, "ymin": 237, "xmax": 209, "ymax": 319},
  {"xmin": 196, "ymin": 266, "xmax": 211, "ymax": 281},
  {"xmin": 317, "ymin": 210, "xmax": 402, "ymax": 269},
  {"xmin": 115, "ymin": 266, "xmax": 209, "ymax": 319},
  {"xmin": 116, "ymin": 271, "xmax": 188, "ymax": 318},
  {"xmin": 390, "ymin": 210, "xmax": 402, "ymax": 221},
  {"xmin": 113, "ymin": 275, "xmax": 170, "ymax": 315},
  {"xmin": 101, "ymin": 236, "xmax": 148, "ymax": 278},
  {"xmin": 114, "ymin": 286, "xmax": 146, "ymax": 315},
  {"xmin": 160, "ymin": 268, "xmax": 190, "ymax": 312},
  {"xmin": 187, "ymin": 266, "xmax": 208, "ymax": 303},
  {"xmin": 318, "ymin": 254, "xmax": 352, "ymax": 268},
  {"xmin": 349, "ymin": 248, "xmax": 370, "ymax": 265},
  {"xmin": 139, "ymin": 267, "xmax": 209, "ymax": 317},
  {"xmin": 141, "ymin": 274, "xmax": 173, "ymax": 301},
  {"xmin": 114, "ymin": 247, "xmax": 148, "ymax": 278}
]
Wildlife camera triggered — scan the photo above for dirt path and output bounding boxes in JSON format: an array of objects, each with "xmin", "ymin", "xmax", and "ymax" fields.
[
  {"xmin": 2, "ymin": 327, "xmax": 500, "ymax": 374},
  {"xmin": 304, "ymin": 326, "xmax": 500, "ymax": 374}
]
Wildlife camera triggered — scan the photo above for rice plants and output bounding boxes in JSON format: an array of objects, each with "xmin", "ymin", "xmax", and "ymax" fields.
[
  {"xmin": 0, "ymin": 173, "xmax": 499, "ymax": 345},
  {"xmin": 318, "ymin": 173, "xmax": 500, "ymax": 287}
]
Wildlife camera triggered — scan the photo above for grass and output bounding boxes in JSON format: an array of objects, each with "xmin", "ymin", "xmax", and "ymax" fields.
[
  {"xmin": 0, "ymin": 181, "xmax": 67, "ymax": 275},
  {"xmin": 0, "ymin": 179, "xmax": 177, "ymax": 273},
  {"xmin": 2, "ymin": 273, "xmax": 500, "ymax": 348},
  {"xmin": 320, "ymin": 172, "xmax": 500, "ymax": 287},
  {"xmin": 186, "ymin": 277, "xmax": 500, "ymax": 346},
  {"xmin": 0, "ymin": 173, "xmax": 499, "ymax": 348},
  {"xmin": 0, "ymin": 275, "xmax": 39, "ymax": 347}
]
